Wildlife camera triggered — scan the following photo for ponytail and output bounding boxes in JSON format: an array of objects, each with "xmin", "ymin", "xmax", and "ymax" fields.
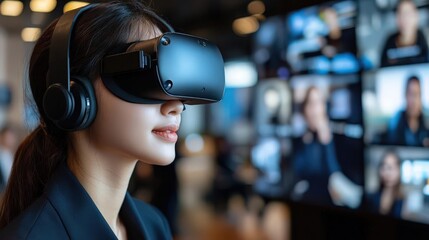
[{"xmin": 0, "ymin": 125, "xmax": 67, "ymax": 227}]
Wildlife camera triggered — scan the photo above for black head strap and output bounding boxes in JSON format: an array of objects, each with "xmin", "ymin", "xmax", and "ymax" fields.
[{"xmin": 47, "ymin": 4, "xmax": 97, "ymax": 89}]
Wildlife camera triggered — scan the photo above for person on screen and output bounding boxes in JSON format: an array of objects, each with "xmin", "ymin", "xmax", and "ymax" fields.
[
  {"xmin": 319, "ymin": 7, "xmax": 357, "ymax": 58},
  {"xmin": 365, "ymin": 150, "xmax": 403, "ymax": 218},
  {"xmin": 291, "ymin": 87, "xmax": 342, "ymax": 205},
  {"xmin": 385, "ymin": 75, "xmax": 429, "ymax": 146},
  {"xmin": 380, "ymin": 0, "xmax": 429, "ymax": 67},
  {"xmin": 298, "ymin": 7, "xmax": 358, "ymax": 74}
]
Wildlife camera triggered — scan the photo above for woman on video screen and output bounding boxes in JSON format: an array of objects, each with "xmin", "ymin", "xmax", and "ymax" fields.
[
  {"xmin": 319, "ymin": 7, "xmax": 357, "ymax": 58},
  {"xmin": 291, "ymin": 87, "xmax": 341, "ymax": 205},
  {"xmin": 384, "ymin": 75, "xmax": 429, "ymax": 146},
  {"xmin": 365, "ymin": 150, "xmax": 403, "ymax": 218},
  {"xmin": 380, "ymin": 0, "xmax": 429, "ymax": 67}
]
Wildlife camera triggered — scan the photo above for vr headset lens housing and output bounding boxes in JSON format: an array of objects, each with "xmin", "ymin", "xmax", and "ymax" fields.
[{"xmin": 101, "ymin": 32, "xmax": 225, "ymax": 105}]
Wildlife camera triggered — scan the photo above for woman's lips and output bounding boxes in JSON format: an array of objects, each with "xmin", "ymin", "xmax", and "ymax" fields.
[{"xmin": 152, "ymin": 125, "xmax": 179, "ymax": 143}]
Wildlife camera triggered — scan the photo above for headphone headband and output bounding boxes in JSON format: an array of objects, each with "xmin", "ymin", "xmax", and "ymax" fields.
[{"xmin": 47, "ymin": 4, "xmax": 96, "ymax": 90}]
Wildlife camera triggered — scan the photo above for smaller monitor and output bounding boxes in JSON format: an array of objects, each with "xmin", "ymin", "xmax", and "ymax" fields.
[
  {"xmin": 364, "ymin": 146, "xmax": 429, "ymax": 224},
  {"xmin": 358, "ymin": 0, "xmax": 429, "ymax": 69},
  {"xmin": 287, "ymin": 74, "xmax": 364, "ymax": 208},
  {"xmin": 285, "ymin": 0, "xmax": 359, "ymax": 74},
  {"xmin": 363, "ymin": 63, "xmax": 429, "ymax": 147}
]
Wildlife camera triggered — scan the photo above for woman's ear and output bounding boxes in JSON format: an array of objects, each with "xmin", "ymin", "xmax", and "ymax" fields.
[{"xmin": 92, "ymin": 77, "xmax": 105, "ymax": 102}]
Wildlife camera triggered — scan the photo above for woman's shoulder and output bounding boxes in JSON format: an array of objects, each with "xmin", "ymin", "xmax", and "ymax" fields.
[{"xmin": 0, "ymin": 195, "xmax": 68, "ymax": 239}]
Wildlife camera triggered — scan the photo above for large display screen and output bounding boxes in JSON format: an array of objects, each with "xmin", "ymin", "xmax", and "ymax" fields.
[{"xmin": 250, "ymin": 0, "xmax": 429, "ymax": 225}]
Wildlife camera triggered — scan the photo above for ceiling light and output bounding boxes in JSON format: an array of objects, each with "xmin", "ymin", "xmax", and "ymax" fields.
[
  {"xmin": 63, "ymin": 1, "xmax": 89, "ymax": 13},
  {"xmin": 1, "ymin": 0, "xmax": 24, "ymax": 16},
  {"xmin": 248, "ymin": 1, "xmax": 265, "ymax": 15},
  {"xmin": 232, "ymin": 16, "xmax": 259, "ymax": 36},
  {"xmin": 30, "ymin": 0, "xmax": 56, "ymax": 13},
  {"xmin": 21, "ymin": 27, "xmax": 42, "ymax": 42}
]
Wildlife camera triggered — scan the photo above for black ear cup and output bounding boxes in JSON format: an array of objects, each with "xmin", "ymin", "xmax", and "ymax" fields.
[
  {"xmin": 43, "ymin": 83, "xmax": 74, "ymax": 123},
  {"xmin": 43, "ymin": 76, "xmax": 97, "ymax": 131}
]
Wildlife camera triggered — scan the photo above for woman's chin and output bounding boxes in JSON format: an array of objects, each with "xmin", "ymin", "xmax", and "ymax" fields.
[
  {"xmin": 156, "ymin": 157, "xmax": 175, "ymax": 166},
  {"xmin": 140, "ymin": 152, "xmax": 176, "ymax": 166}
]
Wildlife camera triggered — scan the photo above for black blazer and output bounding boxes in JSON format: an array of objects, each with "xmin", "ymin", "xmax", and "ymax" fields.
[{"xmin": 0, "ymin": 162, "xmax": 172, "ymax": 240}]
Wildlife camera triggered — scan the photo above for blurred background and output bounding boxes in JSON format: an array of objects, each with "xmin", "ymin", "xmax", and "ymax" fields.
[{"xmin": 1, "ymin": 0, "xmax": 429, "ymax": 239}]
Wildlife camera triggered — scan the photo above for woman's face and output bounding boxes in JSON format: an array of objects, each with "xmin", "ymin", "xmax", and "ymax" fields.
[
  {"xmin": 304, "ymin": 88, "xmax": 326, "ymax": 130},
  {"xmin": 396, "ymin": 1, "xmax": 419, "ymax": 35},
  {"xmin": 87, "ymin": 23, "xmax": 183, "ymax": 166},
  {"xmin": 323, "ymin": 8, "xmax": 339, "ymax": 30},
  {"xmin": 406, "ymin": 80, "xmax": 422, "ymax": 118},
  {"xmin": 91, "ymin": 78, "xmax": 183, "ymax": 165},
  {"xmin": 379, "ymin": 153, "xmax": 401, "ymax": 188}
]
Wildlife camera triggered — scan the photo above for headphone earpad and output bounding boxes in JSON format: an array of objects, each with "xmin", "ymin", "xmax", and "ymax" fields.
[
  {"xmin": 64, "ymin": 76, "xmax": 97, "ymax": 130},
  {"xmin": 44, "ymin": 77, "xmax": 97, "ymax": 131},
  {"xmin": 43, "ymin": 84, "xmax": 74, "ymax": 123}
]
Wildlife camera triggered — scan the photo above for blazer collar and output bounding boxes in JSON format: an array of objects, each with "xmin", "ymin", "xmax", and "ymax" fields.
[
  {"xmin": 45, "ymin": 161, "xmax": 147, "ymax": 239},
  {"xmin": 120, "ymin": 192, "xmax": 150, "ymax": 239}
]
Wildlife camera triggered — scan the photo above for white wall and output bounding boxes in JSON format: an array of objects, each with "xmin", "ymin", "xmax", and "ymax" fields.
[
  {"xmin": 0, "ymin": 27, "xmax": 8, "ymax": 127},
  {"xmin": 0, "ymin": 28, "xmax": 29, "ymax": 129},
  {"xmin": 0, "ymin": 28, "xmax": 6, "ymax": 82}
]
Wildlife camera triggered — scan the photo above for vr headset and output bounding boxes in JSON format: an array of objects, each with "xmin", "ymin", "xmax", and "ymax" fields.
[
  {"xmin": 44, "ymin": 4, "xmax": 225, "ymax": 131},
  {"xmin": 101, "ymin": 32, "xmax": 226, "ymax": 105}
]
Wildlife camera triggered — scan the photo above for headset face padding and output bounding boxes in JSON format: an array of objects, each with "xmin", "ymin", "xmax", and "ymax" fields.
[{"xmin": 43, "ymin": 76, "xmax": 97, "ymax": 131}]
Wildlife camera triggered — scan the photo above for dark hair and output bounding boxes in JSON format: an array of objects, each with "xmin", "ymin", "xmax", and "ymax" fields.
[
  {"xmin": 405, "ymin": 75, "xmax": 421, "ymax": 95},
  {"xmin": 0, "ymin": 1, "xmax": 165, "ymax": 227},
  {"xmin": 378, "ymin": 149, "xmax": 402, "ymax": 195}
]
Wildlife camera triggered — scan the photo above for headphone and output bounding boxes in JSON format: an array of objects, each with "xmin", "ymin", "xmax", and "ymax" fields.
[{"xmin": 42, "ymin": 4, "xmax": 175, "ymax": 131}]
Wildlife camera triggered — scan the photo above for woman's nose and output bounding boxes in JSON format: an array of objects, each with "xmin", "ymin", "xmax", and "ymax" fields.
[{"xmin": 160, "ymin": 100, "xmax": 185, "ymax": 116}]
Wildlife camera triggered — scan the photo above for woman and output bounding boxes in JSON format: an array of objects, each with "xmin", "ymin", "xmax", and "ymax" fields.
[
  {"xmin": 380, "ymin": 0, "xmax": 429, "ymax": 67},
  {"xmin": 291, "ymin": 87, "xmax": 341, "ymax": 205},
  {"xmin": 0, "ymin": 1, "xmax": 192, "ymax": 239},
  {"xmin": 319, "ymin": 7, "xmax": 356, "ymax": 58},
  {"xmin": 385, "ymin": 75, "xmax": 428, "ymax": 147},
  {"xmin": 366, "ymin": 150, "xmax": 403, "ymax": 218}
]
